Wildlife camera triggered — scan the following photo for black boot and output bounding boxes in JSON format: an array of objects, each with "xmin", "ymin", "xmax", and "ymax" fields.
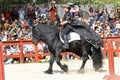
[{"xmin": 63, "ymin": 35, "xmax": 69, "ymax": 49}]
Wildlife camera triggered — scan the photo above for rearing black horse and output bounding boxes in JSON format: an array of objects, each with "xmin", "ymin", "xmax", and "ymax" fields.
[{"xmin": 32, "ymin": 23, "xmax": 103, "ymax": 74}]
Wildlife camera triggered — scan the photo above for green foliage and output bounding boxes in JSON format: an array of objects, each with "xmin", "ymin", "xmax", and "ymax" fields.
[{"xmin": 58, "ymin": 0, "xmax": 120, "ymax": 4}]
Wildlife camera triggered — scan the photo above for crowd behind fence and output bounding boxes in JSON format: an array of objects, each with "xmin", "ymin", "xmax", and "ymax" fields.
[
  {"xmin": 0, "ymin": 3, "xmax": 120, "ymax": 42},
  {"xmin": 0, "ymin": 2, "xmax": 120, "ymax": 64},
  {"xmin": 0, "ymin": 37, "xmax": 120, "ymax": 64}
]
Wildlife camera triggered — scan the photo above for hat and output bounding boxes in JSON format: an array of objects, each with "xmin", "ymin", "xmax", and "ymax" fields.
[
  {"xmin": 61, "ymin": 5, "xmax": 70, "ymax": 8},
  {"xmin": 51, "ymin": 1, "xmax": 56, "ymax": 4}
]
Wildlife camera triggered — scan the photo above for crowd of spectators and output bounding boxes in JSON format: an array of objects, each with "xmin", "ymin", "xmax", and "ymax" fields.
[
  {"xmin": 1, "ymin": 0, "xmax": 120, "ymax": 63},
  {"xmin": 88, "ymin": 6, "xmax": 120, "ymax": 37},
  {"xmin": 1, "ymin": 1, "xmax": 56, "ymax": 63}
]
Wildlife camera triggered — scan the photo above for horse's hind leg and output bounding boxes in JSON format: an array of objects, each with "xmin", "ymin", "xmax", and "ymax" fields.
[
  {"xmin": 55, "ymin": 50, "xmax": 68, "ymax": 72},
  {"xmin": 78, "ymin": 50, "xmax": 88, "ymax": 73},
  {"xmin": 45, "ymin": 53, "xmax": 54, "ymax": 74}
]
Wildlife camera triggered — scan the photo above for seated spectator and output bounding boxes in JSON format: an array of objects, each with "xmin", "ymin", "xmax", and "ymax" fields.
[
  {"xmin": 10, "ymin": 26, "xmax": 18, "ymax": 40},
  {"xmin": 4, "ymin": 46, "xmax": 13, "ymax": 64},
  {"xmin": 21, "ymin": 19, "xmax": 29, "ymax": 29},
  {"xmin": 10, "ymin": 45, "xmax": 20, "ymax": 54},
  {"xmin": 99, "ymin": 13, "xmax": 106, "ymax": 23},
  {"xmin": 3, "ymin": 20, "xmax": 9, "ymax": 30}
]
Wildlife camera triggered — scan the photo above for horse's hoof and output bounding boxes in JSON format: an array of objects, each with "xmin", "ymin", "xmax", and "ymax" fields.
[
  {"xmin": 62, "ymin": 64, "xmax": 68, "ymax": 72},
  {"xmin": 44, "ymin": 69, "xmax": 53, "ymax": 74},
  {"xmin": 78, "ymin": 69, "xmax": 85, "ymax": 74}
]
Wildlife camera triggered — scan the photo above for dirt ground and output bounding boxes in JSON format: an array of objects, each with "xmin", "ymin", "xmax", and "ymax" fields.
[{"xmin": 4, "ymin": 57, "xmax": 120, "ymax": 80}]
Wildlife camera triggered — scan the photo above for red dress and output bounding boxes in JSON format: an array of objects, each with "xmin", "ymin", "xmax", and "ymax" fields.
[{"xmin": 49, "ymin": 7, "xmax": 57, "ymax": 21}]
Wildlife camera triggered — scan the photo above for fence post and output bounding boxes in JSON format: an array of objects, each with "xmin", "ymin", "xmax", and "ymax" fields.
[
  {"xmin": 0, "ymin": 42, "xmax": 5, "ymax": 80},
  {"xmin": 20, "ymin": 41, "xmax": 23, "ymax": 63},
  {"xmin": 103, "ymin": 40, "xmax": 120, "ymax": 80},
  {"xmin": 34, "ymin": 44, "xmax": 39, "ymax": 62}
]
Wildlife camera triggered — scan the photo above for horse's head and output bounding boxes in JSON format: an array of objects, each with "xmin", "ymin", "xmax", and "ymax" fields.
[
  {"xmin": 32, "ymin": 24, "xmax": 59, "ymax": 45},
  {"xmin": 32, "ymin": 26, "xmax": 44, "ymax": 44}
]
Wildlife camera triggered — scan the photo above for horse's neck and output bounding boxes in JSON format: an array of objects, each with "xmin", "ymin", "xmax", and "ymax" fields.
[{"xmin": 40, "ymin": 26, "xmax": 60, "ymax": 45}]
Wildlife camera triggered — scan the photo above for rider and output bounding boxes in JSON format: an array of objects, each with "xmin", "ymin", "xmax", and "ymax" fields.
[{"xmin": 61, "ymin": 5, "xmax": 74, "ymax": 49}]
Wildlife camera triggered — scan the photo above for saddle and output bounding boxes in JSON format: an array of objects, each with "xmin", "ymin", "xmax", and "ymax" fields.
[{"xmin": 60, "ymin": 31, "xmax": 81, "ymax": 43}]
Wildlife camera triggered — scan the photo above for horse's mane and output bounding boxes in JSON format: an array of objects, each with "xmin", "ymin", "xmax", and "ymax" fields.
[{"xmin": 36, "ymin": 24, "xmax": 59, "ymax": 34}]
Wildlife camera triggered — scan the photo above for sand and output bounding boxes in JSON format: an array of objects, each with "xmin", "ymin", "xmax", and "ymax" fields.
[{"xmin": 4, "ymin": 57, "xmax": 120, "ymax": 80}]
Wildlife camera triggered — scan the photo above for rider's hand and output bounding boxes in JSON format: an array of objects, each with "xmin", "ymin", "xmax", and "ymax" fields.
[{"xmin": 61, "ymin": 21, "xmax": 68, "ymax": 25}]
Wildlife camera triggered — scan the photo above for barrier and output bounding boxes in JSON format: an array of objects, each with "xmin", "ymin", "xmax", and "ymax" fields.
[
  {"xmin": 1, "ymin": 40, "xmax": 48, "ymax": 63},
  {"xmin": 1, "ymin": 36, "xmax": 120, "ymax": 63},
  {"xmin": 0, "ymin": 42, "xmax": 5, "ymax": 80},
  {"xmin": 103, "ymin": 39, "xmax": 120, "ymax": 80},
  {"xmin": 102, "ymin": 37, "xmax": 120, "ymax": 58}
]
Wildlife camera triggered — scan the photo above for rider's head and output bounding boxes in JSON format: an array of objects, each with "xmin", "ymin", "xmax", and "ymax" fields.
[{"xmin": 62, "ymin": 5, "xmax": 71, "ymax": 12}]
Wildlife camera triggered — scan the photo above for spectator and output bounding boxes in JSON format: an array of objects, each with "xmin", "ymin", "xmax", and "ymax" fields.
[
  {"xmin": 18, "ymin": 6, "xmax": 25, "ymax": 22},
  {"xmin": 34, "ymin": 6, "xmax": 40, "ymax": 20},
  {"xmin": 0, "ymin": 13, "xmax": 5, "ymax": 30},
  {"xmin": 21, "ymin": 19, "xmax": 29, "ymax": 29},
  {"xmin": 27, "ymin": 5, "xmax": 35, "ymax": 28},
  {"xmin": 89, "ymin": 7, "xmax": 94, "ymax": 26},
  {"xmin": 101, "ymin": 6, "xmax": 108, "ymax": 16},
  {"xmin": 48, "ymin": 1, "xmax": 57, "ymax": 21},
  {"xmin": 4, "ymin": 9, "xmax": 12, "ymax": 22},
  {"xmin": 115, "ymin": 6, "xmax": 120, "ymax": 21},
  {"xmin": 39, "ymin": 3, "xmax": 48, "ymax": 19},
  {"xmin": 99, "ymin": 13, "xmax": 106, "ymax": 23},
  {"xmin": 11, "ymin": 7, "xmax": 19, "ymax": 21},
  {"xmin": 108, "ymin": 6, "xmax": 115, "ymax": 22},
  {"xmin": 3, "ymin": 19, "xmax": 9, "ymax": 30},
  {"xmin": 10, "ymin": 26, "xmax": 17, "ymax": 40},
  {"xmin": 94, "ymin": 7, "xmax": 100, "ymax": 21},
  {"xmin": 4, "ymin": 46, "xmax": 13, "ymax": 64}
]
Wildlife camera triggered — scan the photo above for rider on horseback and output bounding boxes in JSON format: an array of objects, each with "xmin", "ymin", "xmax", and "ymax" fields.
[{"xmin": 61, "ymin": 5, "xmax": 74, "ymax": 49}]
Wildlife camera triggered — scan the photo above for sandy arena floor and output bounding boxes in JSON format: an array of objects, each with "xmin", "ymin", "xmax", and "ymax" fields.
[{"xmin": 4, "ymin": 57, "xmax": 120, "ymax": 80}]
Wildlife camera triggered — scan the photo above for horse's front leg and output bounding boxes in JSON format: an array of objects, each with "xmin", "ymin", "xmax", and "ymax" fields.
[
  {"xmin": 45, "ymin": 53, "xmax": 54, "ymax": 74},
  {"xmin": 55, "ymin": 49, "xmax": 68, "ymax": 72}
]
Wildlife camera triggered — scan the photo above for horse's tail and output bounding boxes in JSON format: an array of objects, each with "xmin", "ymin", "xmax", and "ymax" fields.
[{"xmin": 91, "ymin": 47, "xmax": 103, "ymax": 71}]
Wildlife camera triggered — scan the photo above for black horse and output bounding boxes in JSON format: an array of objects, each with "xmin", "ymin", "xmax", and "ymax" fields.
[{"xmin": 32, "ymin": 23, "xmax": 103, "ymax": 74}]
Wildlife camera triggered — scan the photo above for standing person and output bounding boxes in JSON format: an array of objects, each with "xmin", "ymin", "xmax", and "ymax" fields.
[
  {"xmin": 4, "ymin": 9, "xmax": 12, "ymax": 22},
  {"xmin": 48, "ymin": 1, "xmax": 57, "ymax": 21},
  {"xmin": 108, "ymin": 6, "xmax": 115, "ymax": 22},
  {"xmin": 18, "ymin": 6, "xmax": 25, "ymax": 23},
  {"xmin": 115, "ymin": 6, "xmax": 120, "ymax": 21},
  {"xmin": 11, "ymin": 7, "xmax": 19, "ymax": 21},
  {"xmin": 100, "ymin": 6, "xmax": 109, "ymax": 22},
  {"xmin": 61, "ymin": 5, "xmax": 74, "ymax": 49},
  {"xmin": 39, "ymin": 3, "xmax": 48, "ymax": 19},
  {"xmin": 94, "ymin": 7, "xmax": 100, "ymax": 21},
  {"xmin": 89, "ymin": 7, "xmax": 94, "ymax": 26},
  {"xmin": 34, "ymin": 6, "xmax": 40, "ymax": 20},
  {"xmin": 27, "ymin": 5, "xmax": 35, "ymax": 28}
]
